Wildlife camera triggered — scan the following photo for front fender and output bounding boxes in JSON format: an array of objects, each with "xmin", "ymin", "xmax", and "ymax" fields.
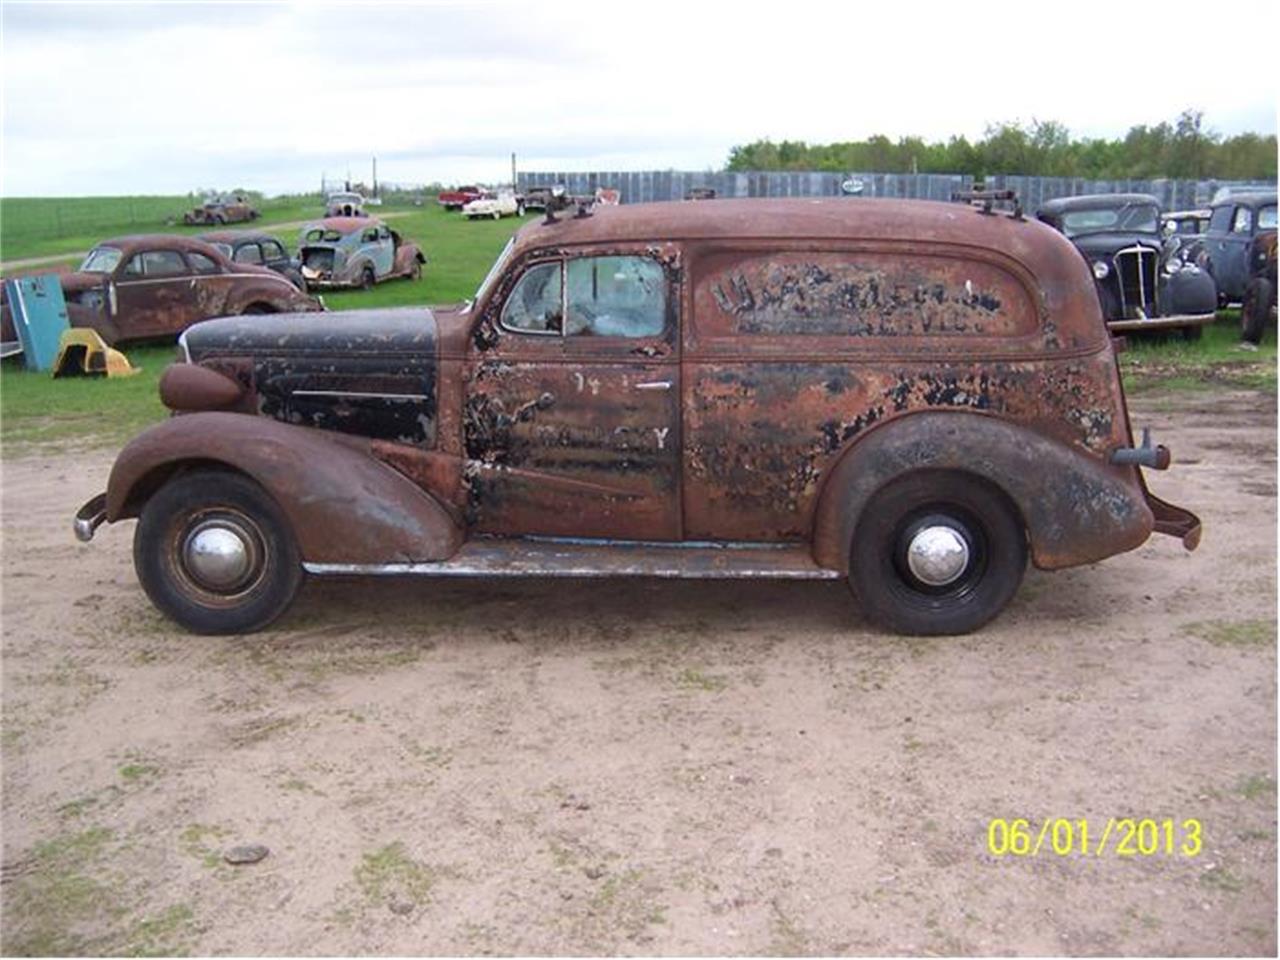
[
  {"xmin": 811, "ymin": 411, "xmax": 1154, "ymax": 572},
  {"xmin": 106, "ymin": 412, "xmax": 462, "ymax": 564}
]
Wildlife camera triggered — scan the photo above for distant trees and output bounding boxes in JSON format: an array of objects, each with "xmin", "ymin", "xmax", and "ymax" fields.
[{"xmin": 725, "ymin": 111, "xmax": 1277, "ymax": 181}]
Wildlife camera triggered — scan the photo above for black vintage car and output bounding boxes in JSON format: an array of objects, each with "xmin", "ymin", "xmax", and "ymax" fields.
[
  {"xmin": 1037, "ymin": 194, "xmax": 1217, "ymax": 338},
  {"xmin": 1196, "ymin": 191, "xmax": 1277, "ymax": 308},
  {"xmin": 199, "ymin": 230, "xmax": 306, "ymax": 291}
]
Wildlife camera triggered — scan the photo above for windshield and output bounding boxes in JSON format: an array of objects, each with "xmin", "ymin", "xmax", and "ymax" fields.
[
  {"xmin": 1260, "ymin": 205, "xmax": 1277, "ymax": 230},
  {"xmin": 464, "ymin": 237, "xmax": 515, "ymax": 313},
  {"xmin": 303, "ymin": 228, "xmax": 343, "ymax": 243},
  {"xmin": 79, "ymin": 246, "xmax": 122, "ymax": 273},
  {"xmin": 1060, "ymin": 204, "xmax": 1159, "ymax": 238}
]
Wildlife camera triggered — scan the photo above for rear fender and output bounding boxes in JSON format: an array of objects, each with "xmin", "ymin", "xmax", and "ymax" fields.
[
  {"xmin": 106, "ymin": 412, "xmax": 462, "ymax": 564},
  {"xmin": 811, "ymin": 411, "xmax": 1154, "ymax": 572}
]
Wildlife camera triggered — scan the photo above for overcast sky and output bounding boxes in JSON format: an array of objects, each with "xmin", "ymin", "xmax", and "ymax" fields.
[{"xmin": 2, "ymin": 0, "xmax": 1277, "ymax": 197}]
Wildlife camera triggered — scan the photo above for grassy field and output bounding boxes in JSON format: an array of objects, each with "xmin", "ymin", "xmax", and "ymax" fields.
[{"xmin": 0, "ymin": 195, "xmax": 1274, "ymax": 449}]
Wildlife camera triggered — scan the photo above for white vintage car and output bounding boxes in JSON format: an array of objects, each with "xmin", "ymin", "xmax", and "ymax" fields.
[{"xmin": 462, "ymin": 191, "xmax": 523, "ymax": 220}]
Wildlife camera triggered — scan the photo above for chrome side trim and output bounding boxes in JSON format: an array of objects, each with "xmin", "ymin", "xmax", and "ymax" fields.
[
  {"xmin": 290, "ymin": 389, "xmax": 430, "ymax": 401},
  {"xmin": 302, "ymin": 561, "xmax": 840, "ymax": 581}
]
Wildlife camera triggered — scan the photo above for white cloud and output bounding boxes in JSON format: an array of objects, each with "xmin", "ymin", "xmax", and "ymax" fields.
[{"xmin": 2, "ymin": 0, "xmax": 1276, "ymax": 195}]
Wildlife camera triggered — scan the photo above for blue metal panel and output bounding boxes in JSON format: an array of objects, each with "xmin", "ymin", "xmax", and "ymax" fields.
[{"xmin": 4, "ymin": 274, "xmax": 70, "ymax": 371}]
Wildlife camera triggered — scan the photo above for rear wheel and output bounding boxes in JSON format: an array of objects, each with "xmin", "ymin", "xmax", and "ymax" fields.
[
  {"xmin": 408, "ymin": 260, "xmax": 422, "ymax": 281},
  {"xmin": 1181, "ymin": 324, "xmax": 1204, "ymax": 342},
  {"xmin": 360, "ymin": 266, "xmax": 376, "ymax": 290},
  {"xmin": 1242, "ymin": 278, "xmax": 1274, "ymax": 345},
  {"xmin": 134, "ymin": 471, "xmax": 303, "ymax": 634},
  {"xmin": 848, "ymin": 471, "xmax": 1026, "ymax": 635}
]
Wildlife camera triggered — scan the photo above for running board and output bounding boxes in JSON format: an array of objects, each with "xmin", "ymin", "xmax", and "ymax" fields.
[{"xmin": 303, "ymin": 538, "xmax": 841, "ymax": 580}]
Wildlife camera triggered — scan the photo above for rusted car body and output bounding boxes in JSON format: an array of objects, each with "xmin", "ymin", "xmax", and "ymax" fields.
[
  {"xmin": 1, "ymin": 234, "xmax": 321, "ymax": 347},
  {"xmin": 297, "ymin": 217, "xmax": 425, "ymax": 290},
  {"xmin": 1241, "ymin": 230, "xmax": 1277, "ymax": 344},
  {"xmin": 325, "ymin": 192, "xmax": 366, "ymax": 217},
  {"xmin": 75, "ymin": 198, "xmax": 1200, "ymax": 636},
  {"xmin": 182, "ymin": 196, "xmax": 259, "ymax": 226}
]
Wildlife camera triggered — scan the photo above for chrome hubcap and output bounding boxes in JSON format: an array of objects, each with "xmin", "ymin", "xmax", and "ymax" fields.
[
  {"xmin": 906, "ymin": 524, "xmax": 970, "ymax": 587},
  {"xmin": 182, "ymin": 521, "xmax": 254, "ymax": 592}
]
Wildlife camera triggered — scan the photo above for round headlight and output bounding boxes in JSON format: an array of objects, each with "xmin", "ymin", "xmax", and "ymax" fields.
[
  {"xmin": 1164, "ymin": 257, "xmax": 1183, "ymax": 276},
  {"xmin": 1092, "ymin": 260, "xmax": 1110, "ymax": 280}
]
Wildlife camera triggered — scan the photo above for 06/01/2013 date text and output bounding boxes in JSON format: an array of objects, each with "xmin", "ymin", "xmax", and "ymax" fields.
[{"xmin": 987, "ymin": 818, "xmax": 1203, "ymax": 858}]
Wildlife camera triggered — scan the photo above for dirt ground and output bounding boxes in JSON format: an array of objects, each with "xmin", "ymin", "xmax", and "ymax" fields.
[{"xmin": 1, "ymin": 388, "xmax": 1275, "ymax": 956}]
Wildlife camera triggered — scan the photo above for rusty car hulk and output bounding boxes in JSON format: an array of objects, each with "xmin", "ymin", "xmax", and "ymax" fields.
[
  {"xmin": 297, "ymin": 217, "xmax": 426, "ymax": 290},
  {"xmin": 73, "ymin": 198, "xmax": 1201, "ymax": 636},
  {"xmin": 0, "ymin": 234, "xmax": 322, "ymax": 348}
]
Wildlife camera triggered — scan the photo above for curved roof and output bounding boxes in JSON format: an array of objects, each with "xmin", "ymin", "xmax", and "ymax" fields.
[
  {"xmin": 1210, "ymin": 191, "xmax": 1277, "ymax": 209},
  {"xmin": 196, "ymin": 230, "xmax": 282, "ymax": 245},
  {"xmin": 1037, "ymin": 193, "xmax": 1159, "ymax": 216},
  {"xmin": 303, "ymin": 216, "xmax": 383, "ymax": 233},
  {"xmin": 511, "ymin": 197, "xmax": 1065, "ymax": 253}
]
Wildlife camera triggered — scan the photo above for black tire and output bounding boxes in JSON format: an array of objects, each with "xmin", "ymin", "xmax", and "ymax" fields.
[
  {"xmin": 848, "ymin": 470, "xmax": 1026, "ymax": 636},
  {"xmin": 1181, "ymin": 324, "xmax": 1204, "ymax": 342},
  {"xmin": 360, "ymin": 266, "xmax": 376, "ymax": 290},
  {"xmin": 134, "ymin": 470, "xmax": 303, "ymax": 635},
  {"xmin": 241, "ymin": 303, "xmax": 272, "ymax": 315},
  {"xmin": 1241, "ymin": 278, "xmax": 1273, "ymax": 345},
  {"xmin": 408, "ymin": 260, "xmax": 422, "ymax": 282}
]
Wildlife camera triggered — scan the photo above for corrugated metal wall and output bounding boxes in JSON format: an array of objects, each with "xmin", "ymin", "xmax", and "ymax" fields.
[{"xmin": 518, "ymin": 170, "xmax": 1274, "ymax": 213}]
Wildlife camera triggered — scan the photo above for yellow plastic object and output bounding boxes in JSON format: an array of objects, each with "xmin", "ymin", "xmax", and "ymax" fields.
[{"xmin": 51, "ymin": 328, "xmax": 140, "ymax": 378}]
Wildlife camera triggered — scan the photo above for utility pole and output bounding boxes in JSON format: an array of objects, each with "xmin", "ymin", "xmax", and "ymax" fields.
[
  {"xmin": 511, "ymin": 152, "xmax": 517, "ymax": 191},
  {"xmin": 372, "ymin": 156, "xmax": 378, "ymax": 198}
]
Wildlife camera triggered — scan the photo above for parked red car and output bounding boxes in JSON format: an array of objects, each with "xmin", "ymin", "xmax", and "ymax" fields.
[{"xmin": 437, "ymin": 185, "xmax": 488, "ymax": 211}]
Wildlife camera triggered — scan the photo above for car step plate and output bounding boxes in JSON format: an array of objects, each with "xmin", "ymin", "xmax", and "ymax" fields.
[{"xmin": 304, "ymin": 538, "xmax": 840, "ymax": 580}]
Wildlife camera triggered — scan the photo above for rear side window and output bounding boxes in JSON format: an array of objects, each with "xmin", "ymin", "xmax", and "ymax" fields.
[
  {"xmin": 233, "ymin": 244, "xmax": 263, "ymax": 264},
  {"xmin": 262, "ymin": 240, "xmax": 286, "ymax": 260},
  {"xmin": 124, "ymin": 250, "xmax": 187, "ymax": 277},
  {"xmin": 1258, "ymin": 205, "xmax": 1277, "ymax": 230},
  {"xmin": 187, "ymin": 252, "xmax": 219, "ymax": 274},
  {"xmin": 693, "ymin": 250, "xmax": 1035, "ymax": 339},
  {"xmin": 1232, "ymin": 207, "xmax": 1254, "ymax": 234}
]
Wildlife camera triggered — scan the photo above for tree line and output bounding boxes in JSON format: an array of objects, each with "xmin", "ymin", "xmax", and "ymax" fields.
[{"xmin": 725, "ymin": 111, "xmax": 1277, "ymax": 181}]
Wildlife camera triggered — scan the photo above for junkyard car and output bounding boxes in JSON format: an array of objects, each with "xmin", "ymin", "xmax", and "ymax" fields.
[
  {"xmin": 75, "ymin": 198, "xmax": 1200, "ymax": 636},
  {"xmin": 462, "ymin": 191, "xmax": 523, "ymax": 220},
  {"xmin": 1037, "ymin": 193, "xmax": 1217, "ymax": 337},
  {"xmin": 199, "ymin": 230, "xmax": 305, "ymax": 290},
  {"xmin": 522, "ymin": 185, "xmax": 570, "ymax": 212},
  {"xmin": 1, "ymin": 234, "xmax": 321, "ymax": 347},
  {"xmin": 182, "ymin": 195, "xmax": 259, "ymax": 226},
  {"xmin": 325, "ymin": 192, "xmax": 366, "ymax": 217},
  {"xmin": 1196, "ymin": 191, "xmax": 1277, "ymax": 307},
  {"xmin": 437, "ymin": 186, "xmax": 487, "ymax": 210},
  {"xmin": 297, "ymin": 217, "xmax": 426, "ymax": 290}
]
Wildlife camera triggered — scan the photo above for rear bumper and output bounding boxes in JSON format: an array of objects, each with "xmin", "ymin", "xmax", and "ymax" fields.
[
  {"xmin": 74, "ymin": 492, "xmax": 107, "ymax": 542},
  {"xmin": 1107, "ymin": 311, "xmax": 1216, "ymax": 332},
  {"xmin": 1146, "ymin": 491, "xmax": 1202, "ymax": 550}
]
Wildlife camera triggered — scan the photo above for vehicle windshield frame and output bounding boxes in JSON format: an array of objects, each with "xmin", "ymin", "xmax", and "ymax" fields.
[
  {"xmin": 464, "ymin": 237, "xmax": 515, "ymax": 314},
  {"xmin": 1060, "ymin": 202, "xmax": 1161, "ymax": 239},
  {"xmin": 79, "ymin": 246, "xmax": 123, "ymax": 273}
]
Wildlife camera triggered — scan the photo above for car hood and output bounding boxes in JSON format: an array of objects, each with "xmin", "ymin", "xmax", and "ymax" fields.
[
  {"xmin": 58, "ymin": 271, "xmax": 109, "ymax": 294},
  {"xmin": 1068, "ymin": 233, "xmax": 1163, "ymax": 257},
  {"xmin": 184, "ymin": 307, "xmax": 436, "ymax": 361}
]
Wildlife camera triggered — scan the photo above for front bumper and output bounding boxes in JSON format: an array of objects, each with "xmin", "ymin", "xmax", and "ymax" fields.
[{"xmin": 1107, "ymin": 311, "xmax": 1216, "ymax": 333}]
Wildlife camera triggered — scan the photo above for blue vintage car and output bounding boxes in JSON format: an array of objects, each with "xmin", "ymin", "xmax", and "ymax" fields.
[
  {"xmin": 297, "ymin": 216, "xmax": 426, "ymax": 291},
  {"xmin": 1196, "ymin": 191, "xmax": 1277, "ymax": 306}
]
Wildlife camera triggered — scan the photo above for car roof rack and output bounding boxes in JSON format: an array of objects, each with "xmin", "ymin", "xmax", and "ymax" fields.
[{"xmin": 952, "ymin": 188, "xmax": 1024, "ymax": 221}]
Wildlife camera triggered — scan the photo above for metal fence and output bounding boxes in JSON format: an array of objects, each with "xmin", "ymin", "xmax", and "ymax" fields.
[{"xmin": 517, "ymin": 170, "xmax": 1276, "ymax": 214}]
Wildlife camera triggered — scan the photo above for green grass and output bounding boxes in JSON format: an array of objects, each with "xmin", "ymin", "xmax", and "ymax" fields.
[
  {"xmin": 0, "ymin": 195, "xmax": 328, "ymax": 264},
  {"xmin": 1120, "ymin": 313, "xmax": 1277, "ymax": 393}
]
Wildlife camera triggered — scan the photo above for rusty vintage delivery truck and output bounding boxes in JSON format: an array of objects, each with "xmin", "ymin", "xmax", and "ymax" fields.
[{"xmin": 74, "ymin": 198, "xmax": 1201, "ymax": 636}]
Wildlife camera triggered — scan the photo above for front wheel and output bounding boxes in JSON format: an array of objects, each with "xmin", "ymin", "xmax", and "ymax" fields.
[
  {"xmin": 360, "ymin": 266, "xmax": 376, "ymax": 290},
  {"xmin": 134, "ymin": 471, "xmax": 303, "ymax": 634},
  {"xmin": 848, "ymin": 471, "xmax": 1026, "ymax": 635}
]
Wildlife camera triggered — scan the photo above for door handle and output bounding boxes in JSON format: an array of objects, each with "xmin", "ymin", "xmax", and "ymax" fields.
[{"xmin": 634, "ymin": 380, "xmax": 672, "ymax": 391}]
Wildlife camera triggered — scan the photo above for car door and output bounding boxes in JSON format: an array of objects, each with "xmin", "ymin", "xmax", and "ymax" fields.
[
  {"xmin": 1216, "ymin": 205, "xmax": 1255, "ymax": 300},
  {"xmin": 112, "ymin": 249, "xmax": 200, "ymax": 338},
  {"xmin": 371, "ymin": 226, "xmax": 395, "ymax": 277},
  {"xmin": 465, "ymin": 249, "xmax": 681, "ymax": 540}
]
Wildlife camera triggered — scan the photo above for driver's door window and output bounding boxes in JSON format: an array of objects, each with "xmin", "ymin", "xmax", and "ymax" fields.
[
  {"xmin": 500, "ymin": 261, "xmax": 563, "ymax": 333},
  {"xmin": 499, "ymin": 256, "xmax": 666, "ymax": 338}
]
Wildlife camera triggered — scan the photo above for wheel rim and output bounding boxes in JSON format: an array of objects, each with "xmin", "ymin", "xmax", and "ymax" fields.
[
  {"xmin": 891, "ymin": 508, "xmax": 987, "ymax": 599},
  {"xmin": 905, "ymin": 524, "xmax": 970, "ymax": 586},
  {"xmin": 170, "ymin": 509, "xmax": 267, "ymax": 603}
]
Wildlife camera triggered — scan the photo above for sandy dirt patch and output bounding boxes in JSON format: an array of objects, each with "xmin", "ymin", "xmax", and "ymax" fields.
[{"xmin": 1, "ymin": 389, "xmax": 1275, "ymax": 955}]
